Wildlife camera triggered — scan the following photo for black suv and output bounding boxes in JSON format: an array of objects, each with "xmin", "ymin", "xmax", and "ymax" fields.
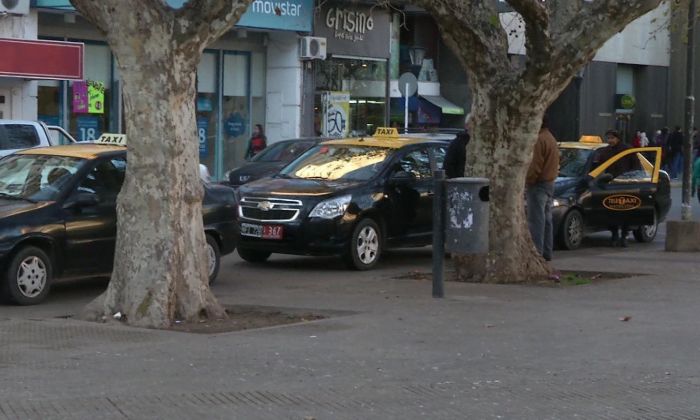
[{"xmin": 236, "ymin": 135, "xmax": 449, "ymax": 269}]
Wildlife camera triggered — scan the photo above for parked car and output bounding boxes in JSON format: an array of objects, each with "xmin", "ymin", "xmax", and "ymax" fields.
[
  {"xmin": 225, "ymin": 138, "xmax": 324, "ymax": 187},
  {"xmin": 235, "ymin": 129, "xmax": 449, "ymax": 270},
  {"xmin": 554, "ymin": 139, "xmax": 671, "ymax": 250},
  {"xmin": 0, "ymin": 120, "xmax": 77, "ymax": 158},
  {"xmin": 0, "ymin": 140, "xmax": 237, "ymax": 305}
]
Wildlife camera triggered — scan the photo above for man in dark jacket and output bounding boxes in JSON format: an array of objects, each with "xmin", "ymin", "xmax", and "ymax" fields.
[
  {"xmin": 667, "ymin": 126, "xmax": 684, "ymax": 179},
  {"xmin": 444, "ymin": 114, "xmax": 472, "ymax": 179}
]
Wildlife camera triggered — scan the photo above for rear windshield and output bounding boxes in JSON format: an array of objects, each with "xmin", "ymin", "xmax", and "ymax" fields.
[
  {"xmin": 252, "ymin": 140, "xmax": 317, "ymax": 163},
  {"xmin": 0, "ymin": 124, "xmax": 40, "ymax": 150}
]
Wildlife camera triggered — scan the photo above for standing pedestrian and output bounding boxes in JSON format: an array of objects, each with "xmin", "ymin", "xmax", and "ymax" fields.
[
  {"xmin": 593, "ymin": 129, "xmax": 638, "ymax": 247},
  {"xmin": 526, "ymin": 116, "xmax": 560, "ymax": 261},
  {"xmin": 246, "ymin": 124, "xmax": 267, "ymax": 159},
  {"xmin": 639, "ymin": 131, "xmax": 649, "ymax": 147},
  {"xmin": 667, "ymin": 126, "xmax": 684, "ymax": 179},
  {"xmin": 444, "ymin": 114, "xmax": 472, "ymax": 179}
]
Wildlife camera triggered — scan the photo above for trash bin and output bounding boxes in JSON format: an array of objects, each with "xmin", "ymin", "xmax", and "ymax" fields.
[{"xmin": 444, "ymin": 177, "xmax": 489, "ymax": 254}]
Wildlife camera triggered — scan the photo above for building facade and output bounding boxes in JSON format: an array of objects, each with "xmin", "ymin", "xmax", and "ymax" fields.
[{"xmin": 3, "ymin": 0, "xmax": 313, "ymax": 180}]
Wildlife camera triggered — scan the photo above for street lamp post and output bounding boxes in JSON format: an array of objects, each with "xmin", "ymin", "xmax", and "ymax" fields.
[{"xmin": 681, "ymin": 0, "xmax": 697, "ymax": 221}]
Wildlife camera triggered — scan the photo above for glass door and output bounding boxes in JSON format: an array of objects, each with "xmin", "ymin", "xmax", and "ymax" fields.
[{"xmin": 221, "ymin": 51, "xmax": 251, "ymax": 176}]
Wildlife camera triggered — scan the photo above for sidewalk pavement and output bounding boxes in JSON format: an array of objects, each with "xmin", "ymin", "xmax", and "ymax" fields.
[{"xmin": 1, "ymin": 237, "xmax": 700, "ymax": 419}]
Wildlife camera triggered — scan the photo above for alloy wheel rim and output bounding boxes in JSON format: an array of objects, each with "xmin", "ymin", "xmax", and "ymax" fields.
[
  {"xmin": 17, "ymin": 256, "xmax": 47, "ymax": 298},
  {"xmin": 357, "ymin": 226, "xmax": 379, "ymax": 265},
  {"xmin": 568, "ymin": 214, "xmax": 583, "ymax": 246},
  {"xmin": 206, "ymin": 243, "xmax": 216, "ymax": 278}
]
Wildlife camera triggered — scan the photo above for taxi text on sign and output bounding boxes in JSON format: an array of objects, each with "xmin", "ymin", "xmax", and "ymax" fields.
[
  {"xmin": 374, "ymin": 127, "xmax": 399, "ymax": 137},
  {"xmin": 96, "ymin": 133, "xmax": 127, "ymax": 146}
]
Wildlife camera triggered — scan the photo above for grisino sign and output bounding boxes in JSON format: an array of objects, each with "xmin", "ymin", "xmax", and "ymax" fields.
[{"xmin": 315, "ymin": 5, "xmax": 390, "ymax": 58}]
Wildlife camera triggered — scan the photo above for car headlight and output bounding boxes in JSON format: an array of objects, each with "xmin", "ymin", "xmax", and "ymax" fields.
[
  {"xmin": 552, "ymin": 199, "xmax": 562, "ymax": 207},
  {"xmin": 309, "ymin": 195, "xmax": 352, "ymax": 219}
]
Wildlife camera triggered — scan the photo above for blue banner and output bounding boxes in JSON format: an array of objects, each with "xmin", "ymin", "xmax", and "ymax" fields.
[
  {"xmin": 35, "ymin": 0, "xmax": 313, "ymax": 32},
  {"xmin": 197, "ymin": 117, "xmax": 209, "ymax": 157}
]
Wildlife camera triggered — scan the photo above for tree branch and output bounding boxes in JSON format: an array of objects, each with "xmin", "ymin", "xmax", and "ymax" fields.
[
  {"xmin": 174, "ymin": 0, "xmax": 254, "ymax": 51},
  {"xmin": 506, "ymin": 0, "xmax": 552, "ymax": 81}
]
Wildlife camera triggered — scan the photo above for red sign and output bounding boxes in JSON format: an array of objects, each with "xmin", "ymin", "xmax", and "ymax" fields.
[{"xmin": 0, "ymin": 38, "xmax": 84, "ymax": 80}]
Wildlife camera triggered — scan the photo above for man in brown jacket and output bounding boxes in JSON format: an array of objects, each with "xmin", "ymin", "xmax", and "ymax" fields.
[{"xmin": 526, "ymin": 116, "xmax": 560, "ymax": 261}]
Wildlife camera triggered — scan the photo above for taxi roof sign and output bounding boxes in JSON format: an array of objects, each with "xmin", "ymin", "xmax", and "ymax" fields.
[
  {"xmin": 374, "ymin": 127, "xmax": 399, "ymax": 138},
  {"xmin": 579, "ymin": 135, "xmax": 603, "ymax": 144},
  {"xmin": 96, "ymin": 133, "xmax": 127, "ymax": 146}
]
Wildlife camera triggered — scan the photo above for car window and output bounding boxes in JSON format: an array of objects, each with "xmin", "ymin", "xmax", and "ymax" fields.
[
  {"xmin": 76, "ymin": 157, "xmax": 126, "ymax": 204},
  {"xmin": 397, "ymin": 149, "xmax": 432, "ymax": 179},
  {"xmin": 252, "ymin": 141, "xmax": 317, "ymax": 163},
  {"xmin": 0, "ymin": 154, "xmax": 85, "ymax": 201},
  {"xmin": 0, "ymin": 125, "xmax": 40, "ymax": 150},
  {"xmin": 610, "ymin": 153, "xmax": 652, "ymax": 183},
  {"xmin": 559, "ymin": 148, "xmax": 594, "ymax": 178}
]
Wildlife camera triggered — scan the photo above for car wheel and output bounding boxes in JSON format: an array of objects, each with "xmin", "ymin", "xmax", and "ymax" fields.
[
  {"xmin": 1, "ymin": 246, "xmax": 53, "ymax": 305},
  {"xmin": 205, "ymin": 234, "xmax": 221, "ymax": 285},
  {"xmin": 237, "ymin": 248, "xmax": 271, "ymax": 263},
  {"xmin": 558, "ymin": 209, "xmax": 584, "ymax": 250},
  {"xmin": 633, "ymin": 210, "xmax": 658, "ymax": 243},
  {"xmin": 344, "ymin": 218, "xmax": 382, "ymax": 270}
]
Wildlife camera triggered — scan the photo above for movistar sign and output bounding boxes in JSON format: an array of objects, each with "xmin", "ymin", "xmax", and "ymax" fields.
[{"xmin": 34, "ymin": 0, "xmax": 313, "ymax": 32}]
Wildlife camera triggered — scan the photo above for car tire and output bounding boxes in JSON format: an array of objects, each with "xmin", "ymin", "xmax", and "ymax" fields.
[
  {"xmin": 633, "ymin": 209, "xmax": 658, "ymax": 243},
  {"xmin": 1, "ymin": 246, "xmax": 53, "ymax": 305},
  {"xmin": 237, "ymin": 248, "xmax": 271, "ymax": 263},
  {"xmin": 205, "ymin": 234, "xmax": 221, "ymax": 285},
  {"xmin": 558, "ymin": 209, "xmax": 584, "ymax": 251},
  {"xmin": 344, "ymin": 218, "xmax": 382, "ymax": 270}
]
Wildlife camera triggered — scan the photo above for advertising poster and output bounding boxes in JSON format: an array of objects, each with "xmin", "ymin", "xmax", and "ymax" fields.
[
  {"xmin": 72, "ymin": 81, "xmax": 89, "ymax": 113},
  {"xmin": 76, "ymin": 115, "xmax": 101, "ymax": 142},
  {"xmin": 197, "ymin": 116, "xmax": 209, "ymax": 157},
  {"xmin": 322, "ymin": 91, "xmax": 350, "ymax": 138},
  {"xmin": 87, "ymin": 80, "xmax": 105, "ymax": 114}
]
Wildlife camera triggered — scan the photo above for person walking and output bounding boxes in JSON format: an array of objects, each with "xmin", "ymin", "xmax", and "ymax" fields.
[
  {"xmin": 639, "ymin": 131, "xmax": 649, "ymax": 147},
  {"xmin": 667, "ymin": 126, "xmax": 684, "ymax": 179},
  {"xmin": 246, "ymin": 124, "xmax": 267, "ymax": 159},
  {"xmin": 526, "ymin": 116, "xmax": 559, "ymax": 261}
]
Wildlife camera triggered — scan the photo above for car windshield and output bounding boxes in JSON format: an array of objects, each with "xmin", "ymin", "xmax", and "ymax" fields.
[
  {"xmin": 280, "ymin": 145, "xmax": 392, "ymax": 181},
  {"xmin": 559, "ymin": 148, "xmax": 593, "ymax": 178},
  {"xmin": 251, "ymin": 140, "xmax": 317, "ymax": 163},
  {"xmin": 0, "ymin": 154, "xmax": 85, "ymax": 201}
]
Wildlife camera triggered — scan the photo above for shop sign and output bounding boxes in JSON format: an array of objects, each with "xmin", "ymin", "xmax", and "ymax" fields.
[
  {"xmin": 72, "ymin": 81, "xmax": 89, "ymax": 113},
  {"xmin": 0, "ymin": 38, "xmax": 83, "ymax": 80},
  {"xmin": 87, "ymin": 81, "xmax": 105, "ymax": 114},
  {"xmin": 322, "ymin": 91, "xmax": 350, "ymax": 138},
  {"xmin": 197, "ymin": 116, "xmax": 209, "ymax": 157},
  {"xmin": 315, "ymin": 5, "xmax": 391, "ymax": 58},
  {"xmin": 76, "ymin": 116, "xmax": 101, "ymax": 142},
  {"xmin": 225, "ymin": 112, "xmax": 247, "ymax": 137}
]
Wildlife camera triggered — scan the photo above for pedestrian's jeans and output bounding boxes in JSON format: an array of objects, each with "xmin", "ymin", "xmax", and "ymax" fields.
[
  {"xmin": 526, "ymin": 182, "xmax": 554, "ymax": 261},
  {"xmin": 671, "ymin": 153, "xmax": 683, "ymax": 179}
]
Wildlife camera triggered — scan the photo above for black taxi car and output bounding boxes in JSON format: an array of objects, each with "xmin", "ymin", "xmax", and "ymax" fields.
[
  {"xmin": 555, "ymin": 137, "xmax": 671, "ymax": 249},
  {"xmin": 235, "ymin": 128, "xmax": 449, "ymax": 270},
  {"xmin": 0, "ymin": 137, "xmax": 237, "ymax": 305}
]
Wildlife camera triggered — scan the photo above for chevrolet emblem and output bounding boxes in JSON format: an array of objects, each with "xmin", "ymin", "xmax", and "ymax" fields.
[{"xmin": 257, "ymin": 201, "xmax": 273, "ymax": 211}]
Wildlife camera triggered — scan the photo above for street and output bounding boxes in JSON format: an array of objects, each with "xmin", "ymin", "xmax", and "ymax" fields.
[{"xmin": 1, "ymin": 187, "xmax": 699, "ymax": 419}]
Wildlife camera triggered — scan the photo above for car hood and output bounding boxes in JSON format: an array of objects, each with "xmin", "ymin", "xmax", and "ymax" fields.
[
  {"xmin": 239, "ymin": 177, "xmax": 364, "ymax": 198},
  {"xmin": 229, "ymin": 162, "xmax": 287, "ymax": 185},
  {"xmin": 0, "ymin": 199, "xmax": 52, "ymax": 219}
]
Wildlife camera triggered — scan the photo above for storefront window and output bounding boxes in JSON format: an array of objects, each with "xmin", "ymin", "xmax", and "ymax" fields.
[
  {"xmin": 70, "ymin": 43, "xmax": 112, "ymax": 142},
  {"xmin": 37, "ymin": 80, "xmax": 61, "ymax": 127},
  {"xmin": 314, "ymin": 58, "xmax": 387, "ymax": 137}
]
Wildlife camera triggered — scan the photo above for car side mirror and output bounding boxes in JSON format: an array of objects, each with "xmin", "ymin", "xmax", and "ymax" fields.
[
  {"xmin": 65, "ymin": 192, "xmax": 99, "ymax": 209},
  {"xmin": 390, "ymin": 170, "xmax": 416, "ymax": 184}
]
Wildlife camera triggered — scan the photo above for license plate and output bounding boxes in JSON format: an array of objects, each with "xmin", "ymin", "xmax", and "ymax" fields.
[{"xmin": 240, "ymin": 223, "xmax": 283, "ymax": 240}]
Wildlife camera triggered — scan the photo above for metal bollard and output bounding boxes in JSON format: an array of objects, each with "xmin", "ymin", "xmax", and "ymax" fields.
[{"xmin": 432, "ymin": 169, "xmax": 445, "ymax": 298}]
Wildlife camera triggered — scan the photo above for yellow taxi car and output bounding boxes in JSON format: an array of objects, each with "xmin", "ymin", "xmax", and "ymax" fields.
[{"xmin": 555, "ymin": 136, "xmax": 671, "ymax": 249}]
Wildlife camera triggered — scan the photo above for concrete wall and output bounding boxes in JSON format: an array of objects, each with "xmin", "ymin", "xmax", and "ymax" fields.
[
  {"xmin": 579, "ymin": 61, "xmax": 617, "ymax": 138},
  {"xmin": 0, "ymin": 10, "xmax": 39, "ymax": 120},
  {"xmin": 668, "ymin": 5, "xmax": 700, "ymax": 131},
  {"xmin": 634, "ymin": 65, "xmax": 669, "ymax": 136},
  {"xmin": 264, "ymin": 32, "xmax": 302, "ymax": 142}
]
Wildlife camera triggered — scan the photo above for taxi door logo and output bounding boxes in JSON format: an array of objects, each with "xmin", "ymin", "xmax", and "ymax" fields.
[{"xmin": 603, "ymin": 194, "xmax": 641, "ymax": 211}]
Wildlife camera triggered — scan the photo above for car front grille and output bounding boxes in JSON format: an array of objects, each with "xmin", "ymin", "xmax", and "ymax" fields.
[{"xmin": 239, "ymin": 196, "xmax": 303, "ymax": 222}]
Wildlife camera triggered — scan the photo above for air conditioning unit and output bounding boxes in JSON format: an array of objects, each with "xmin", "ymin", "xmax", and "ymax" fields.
[
  {"xmin": 299, "ymin": 36, "xmax": 327, "ymax": 60},
  {"xmin": 0, "ymin": 0, "xmax": 29, "ymax": 15}
]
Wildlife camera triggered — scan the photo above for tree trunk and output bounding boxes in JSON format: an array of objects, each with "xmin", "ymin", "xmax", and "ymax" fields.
[
  {"xmin": 453, "ymin": 88, "xmax": 551, "ymax": 283},
  {"xmin": 83, "ymin": 44, "xmax": 226, "ymax": 328}
]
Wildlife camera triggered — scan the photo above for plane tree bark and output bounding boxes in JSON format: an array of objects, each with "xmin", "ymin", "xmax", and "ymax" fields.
[
  {"xmin": 70, "ymin": 0, "xmax": 252, "ymax": 328},
  {"xmin": 407, "ymin": 0, "xmax": 665, "ymax": 282}
]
